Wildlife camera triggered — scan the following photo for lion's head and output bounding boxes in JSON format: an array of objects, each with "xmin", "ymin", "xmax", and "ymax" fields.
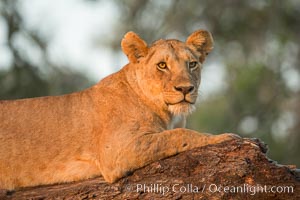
[{"xmin": 121, "ymin": 30, "xmax": 213, "ymax": 116}]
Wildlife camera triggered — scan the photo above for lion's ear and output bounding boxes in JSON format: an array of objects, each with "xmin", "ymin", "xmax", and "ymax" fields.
[
  {"xmin": 186, "ymin": 30, "xmax": 214, "ymax": 63},
  {"xmin": 121, "ymin": 31, "xmax": 148, "ymax": 63}
]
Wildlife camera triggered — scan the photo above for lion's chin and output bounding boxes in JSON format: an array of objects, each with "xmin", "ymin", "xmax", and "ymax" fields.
[{"xmin": 168, "ymin": 103, "xmax": 196, "ymax": 116}]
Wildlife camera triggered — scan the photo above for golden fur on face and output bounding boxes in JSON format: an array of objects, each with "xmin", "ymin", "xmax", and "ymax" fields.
[{"xmin": 122, "ymin": 31, "xmax": 213, "ymax": 116}]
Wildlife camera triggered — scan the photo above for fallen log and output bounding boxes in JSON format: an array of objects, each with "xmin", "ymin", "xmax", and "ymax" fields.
[{"xmin": 1, "ymin": 137, "xmax": 299, "ymax": 199}]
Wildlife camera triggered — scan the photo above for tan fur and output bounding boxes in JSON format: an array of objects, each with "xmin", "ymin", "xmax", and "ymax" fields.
[{"xmin": 0, "ymin": 30, "xmax": 237, "ymax": 190}]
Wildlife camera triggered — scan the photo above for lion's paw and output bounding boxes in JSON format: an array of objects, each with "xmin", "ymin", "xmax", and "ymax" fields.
[{"xmin": 210, "ymin": 133, "xmax": 241, "ymax": 144}]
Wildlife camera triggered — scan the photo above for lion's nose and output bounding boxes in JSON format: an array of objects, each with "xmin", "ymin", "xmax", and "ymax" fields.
[{"xmin": 174, "ymin": 85, "xmax": 195, "ymax": 95}]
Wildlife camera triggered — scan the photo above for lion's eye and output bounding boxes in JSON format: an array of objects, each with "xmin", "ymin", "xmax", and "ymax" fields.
[
  {"xmin": 157, "ymin": 62, "xmax": 167, "ymax": 70},
  {"xmin": 189, "ymin": 61, "xmax": 198, "ymax": 70}
]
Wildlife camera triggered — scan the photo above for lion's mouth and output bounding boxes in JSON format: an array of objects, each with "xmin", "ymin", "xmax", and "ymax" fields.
[
  {"xmin": 166, "ymin": 99, "xmax": 195, "ymax": 106},
  {"xmin": 166, "ymin": 99, "xmax": 196, "ymax": 115},
  {"xmin": 163, "ymin": 92, "xmax": 198, "ymax": 111}
]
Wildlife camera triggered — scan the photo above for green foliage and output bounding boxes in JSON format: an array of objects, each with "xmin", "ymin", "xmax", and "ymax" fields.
[
  {"xmin": 0, "ymin": 0, "xmax": 93, "ymax": 100},
  {"xmin": 188, "ymin": 63, "xmax": 291, "ymax": 163},
  {"xmin": 0, "ymin": 66, "xmax": 93, "ymax": 100},
  {"xmin": 0, "ymin": 66, "xmax": 48, "ymax": 99}
]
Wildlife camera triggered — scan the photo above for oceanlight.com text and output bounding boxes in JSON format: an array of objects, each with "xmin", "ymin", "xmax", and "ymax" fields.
[{"xmin": 124, "ymin": 183, "xmax": 294, "ymax": 196}]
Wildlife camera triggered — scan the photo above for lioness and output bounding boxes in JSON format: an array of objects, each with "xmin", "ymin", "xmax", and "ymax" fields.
[{"xmin": 0, "ymin": 30, "xmax": 237, "ymax": 190}]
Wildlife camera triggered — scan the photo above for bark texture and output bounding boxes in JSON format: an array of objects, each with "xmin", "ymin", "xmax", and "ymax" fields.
[{"xmin": 1, "ymin": 138, "xmax": 299, "ymax": 200}]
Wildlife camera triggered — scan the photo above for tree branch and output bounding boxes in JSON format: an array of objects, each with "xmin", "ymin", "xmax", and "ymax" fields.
[{"xmin": 1, "ymin": 138, "xmax": 299, "ymax": 199}]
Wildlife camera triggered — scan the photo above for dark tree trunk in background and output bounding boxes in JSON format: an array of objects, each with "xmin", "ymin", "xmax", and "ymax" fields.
[{"xmin": 1, "ymin": 138, "xmax": 299, "ymax": 200}]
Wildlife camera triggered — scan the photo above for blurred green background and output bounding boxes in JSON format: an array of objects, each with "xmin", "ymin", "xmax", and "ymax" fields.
[{"xmin": 1, "ymin": 0, "xmax": 299, "ymax": 166}]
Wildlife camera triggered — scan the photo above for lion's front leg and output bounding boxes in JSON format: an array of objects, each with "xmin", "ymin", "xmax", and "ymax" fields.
[{"xmin": 102, "ymin": 128, "xmax": 239, "ymax": 183}]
